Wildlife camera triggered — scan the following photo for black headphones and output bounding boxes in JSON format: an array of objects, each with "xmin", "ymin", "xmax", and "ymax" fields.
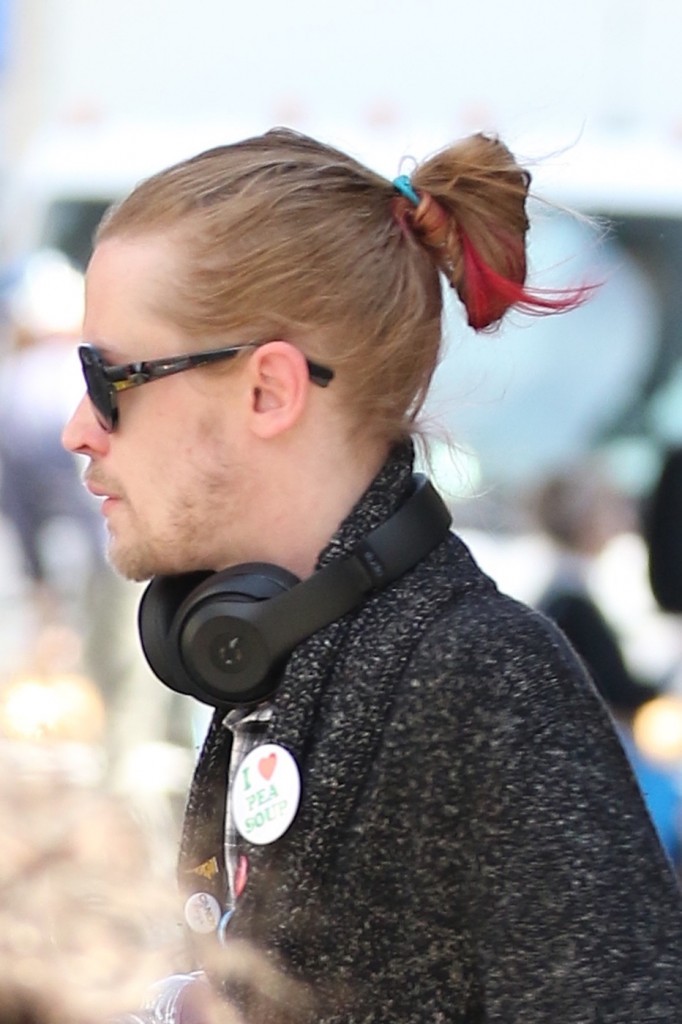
[{"xmin": 138, "ymin": 475, "xmax": 452, "ymax": 707}]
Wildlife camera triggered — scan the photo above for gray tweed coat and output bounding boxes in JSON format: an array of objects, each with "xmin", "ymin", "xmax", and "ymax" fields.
[{"xmin": 179, "ymin": 444, "xmax": 682, "ymax": 1023}]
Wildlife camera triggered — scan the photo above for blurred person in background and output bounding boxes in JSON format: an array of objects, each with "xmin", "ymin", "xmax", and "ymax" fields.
[
  {"xmin": 0, "ymin": 250, "xmax": 105, "ymax": 635},
  {"xmin": 532, "ymin": 462, "xmax": 682, "ymax": 866},
  {"xmin": 62, "ymin": 128, "xmax": 682, "ymax": 1023},
  {"xmin": 0, "ymin": 250, "xmax": 195, "ymax": 826},
  {"xmin": 533, "ymin": 461, "xmax": 656, "ymax": 716},
  {"xmin": 645, "ymin": 446, "xmax": 682, "ymax": 700}
]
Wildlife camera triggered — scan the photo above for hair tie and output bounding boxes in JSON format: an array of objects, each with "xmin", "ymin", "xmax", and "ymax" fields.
[
  {"xmin": 392, "ymin": 175, "xmax": 420, "ymax": 207},
  {"xmin": 393, "ymin": 177, "xmax": 451, "ymax": 252}
]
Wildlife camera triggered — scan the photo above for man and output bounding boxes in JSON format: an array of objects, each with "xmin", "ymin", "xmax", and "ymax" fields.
[{"xmin": 64, "ymin": 128, "xmax": 682, "ymax": 1023}]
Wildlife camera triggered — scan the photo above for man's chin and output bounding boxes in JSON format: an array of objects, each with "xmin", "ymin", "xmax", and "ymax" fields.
[
  {"xmin": 106, "ymin": 534, "xmax": 219, "ymax": 581},
  {"xmin": 106, "ymin": 542, "xmax": 158, "ymax": 583}
]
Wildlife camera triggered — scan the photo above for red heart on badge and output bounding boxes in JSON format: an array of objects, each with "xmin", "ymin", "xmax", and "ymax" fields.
[{"xmin": 259, "ymin": 752, "xmax": 277, "ymax": 780}]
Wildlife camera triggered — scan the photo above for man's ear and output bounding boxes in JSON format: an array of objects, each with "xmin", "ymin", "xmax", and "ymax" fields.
[{"xmin": 246, "ymin": 341, "xmax": 311, "ymax": 438}]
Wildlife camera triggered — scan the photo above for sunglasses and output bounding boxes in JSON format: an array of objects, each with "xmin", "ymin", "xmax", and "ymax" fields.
[{"xmin": 78, "ymin": 342, "xmax": 335, "ymax": 432}]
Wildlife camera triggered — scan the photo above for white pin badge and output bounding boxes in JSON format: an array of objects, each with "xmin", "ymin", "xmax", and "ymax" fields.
[
  {"xmin": 232, "ymin": 743, "xmax": 301, "ymax": 845},
  {"xmin": 183, "ymin": 891, "xmax": 222, "ymax": 933}
]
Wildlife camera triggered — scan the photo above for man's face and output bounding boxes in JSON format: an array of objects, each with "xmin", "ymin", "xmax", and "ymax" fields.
[{"xmin": 62, "ymin": 235, "xmax": 258, "ymax": 581}]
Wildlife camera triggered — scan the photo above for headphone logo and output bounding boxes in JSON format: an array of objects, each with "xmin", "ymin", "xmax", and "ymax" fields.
[{"xmin": 211, "ymin": 635, "xmax": 245, "ymax": 672}]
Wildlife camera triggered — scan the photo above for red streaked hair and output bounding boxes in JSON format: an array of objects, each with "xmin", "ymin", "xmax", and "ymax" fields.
[{"xmin": 459, "ymin": 229, "xmax": 594, "ymax": 331}]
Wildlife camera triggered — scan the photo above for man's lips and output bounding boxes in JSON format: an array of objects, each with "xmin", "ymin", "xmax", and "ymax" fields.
[{"xmin": 84, "ymin": 478, "xmax": 121, "ymax": 502}]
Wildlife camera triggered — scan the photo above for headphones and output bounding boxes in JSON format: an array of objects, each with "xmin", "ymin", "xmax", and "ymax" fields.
[{"xmin": 138, "ymin": 475, "xmax": 452, "ymax": 708}]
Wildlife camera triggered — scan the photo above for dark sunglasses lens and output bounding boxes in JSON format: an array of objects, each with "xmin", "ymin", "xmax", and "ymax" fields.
[{"xmin": 80, "ymin": 349, "xmax": 115, "ymax": 431}]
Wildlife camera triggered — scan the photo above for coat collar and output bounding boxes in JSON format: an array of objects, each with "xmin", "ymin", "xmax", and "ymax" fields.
[
  {"xmin": 239, "ymin": 441, "xmax": 451, "ymax": 918},
  {"xmin": 179, "ymin": 441, "xmax": 434, "ymax": 914}
]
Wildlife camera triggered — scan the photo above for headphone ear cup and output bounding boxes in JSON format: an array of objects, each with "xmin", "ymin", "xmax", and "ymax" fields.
[
  {"xmin": 175, "ymin": 563, "xmax": 300, "ymax": 706},
  {"xmin": 138, "ymin": 571, "xmax": 214, "ymax": 699},
  {"xmin": 138, "ymin": 563, "xmax": 301, "ymax": 707}
]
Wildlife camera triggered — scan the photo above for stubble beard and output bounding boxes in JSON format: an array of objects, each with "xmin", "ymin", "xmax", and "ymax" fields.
[
  {"xmin": 104, "ymin": 485, "xmax": 235, "ymax": 583},
  {"xmin": 103, "ymin": 503, "xmax": 190, "ymax": 582},
  {"xmin": 106, "ymin": 528, "xmax": 162, "ymax": 582},
  {"xmin": 103, "ymin": 437, "xmax": 250, "ymax": 581}
]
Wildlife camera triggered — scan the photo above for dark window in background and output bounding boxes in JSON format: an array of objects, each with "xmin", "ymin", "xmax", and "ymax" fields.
[{"xmin": 38, "ymin": 199, "xmax": 111, "ymax": 273}]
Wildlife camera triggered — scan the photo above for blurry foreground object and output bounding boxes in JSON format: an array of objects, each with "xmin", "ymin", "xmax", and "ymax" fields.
[
  {"xmin": 0, "ymin": 981, "xmax": 71, "ymax": 1024},
  {"xmin": 0, "ymin": 737, "xmax": 274, "ymax": 1024},
  {"xmin": 0, "ymin": 624, "xmax": 106, "ymax": 787},
  {"xmin": 0, "ymin": 626, "xmax": 105, "ymax": 743},
  {"xmin": 0, "ymin": 669, "xmax": 104, "ymax": 744},
  {"xmin": 0, "ymin": 752, "xmax": 187, "ymax": 1024},
  {"xmin": 0, "ymin": 624, "xmax": 196, "ymax": 869},
  {"xmin": 0, "ymin": 630, "xmax": 201, "ymax": 1016}
]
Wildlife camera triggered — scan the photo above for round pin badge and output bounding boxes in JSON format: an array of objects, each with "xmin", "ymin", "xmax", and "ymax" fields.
[
  {"xmin": 231, "ymin": 743, "xmax": 301, "ymax": 845},
  {"xmin": 183, "ymin": 891, "xmax": 222, "ymax": 933}
]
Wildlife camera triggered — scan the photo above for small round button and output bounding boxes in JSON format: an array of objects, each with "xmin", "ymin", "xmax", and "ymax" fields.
[{"xmin": 183, "ymin": 892, "xmax": 222, "ymax": 933}]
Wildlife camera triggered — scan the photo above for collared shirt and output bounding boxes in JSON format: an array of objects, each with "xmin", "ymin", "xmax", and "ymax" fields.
[{"xmin": 222, "ymin": 702, "xmax": 273, "ymax": 907}]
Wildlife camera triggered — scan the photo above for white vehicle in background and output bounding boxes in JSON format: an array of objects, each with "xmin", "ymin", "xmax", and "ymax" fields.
[{"xmin": 0, "ymin": 118, "xmax": 258, "ymax": 272}]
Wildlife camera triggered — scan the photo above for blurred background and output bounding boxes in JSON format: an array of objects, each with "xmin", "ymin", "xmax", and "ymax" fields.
[{"xmin": 2, "ymin": 0, "xmax": 682, "ymax": 869}]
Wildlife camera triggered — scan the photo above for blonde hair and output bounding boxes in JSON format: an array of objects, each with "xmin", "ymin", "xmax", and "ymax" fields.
[{"xmin": 98, "ymin": 128, "xmax": 584, "ymax": 442}]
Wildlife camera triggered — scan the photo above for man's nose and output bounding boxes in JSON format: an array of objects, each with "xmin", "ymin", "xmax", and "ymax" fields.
[{"xmin": 62, "ymin": 394, "xmax": 110, "ymax": 456}]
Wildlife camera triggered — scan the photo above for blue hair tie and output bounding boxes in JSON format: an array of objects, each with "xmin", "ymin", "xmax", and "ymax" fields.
[{"xmin": 392, "ymin": 174, "xmax": 420, "ymax": 207}]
